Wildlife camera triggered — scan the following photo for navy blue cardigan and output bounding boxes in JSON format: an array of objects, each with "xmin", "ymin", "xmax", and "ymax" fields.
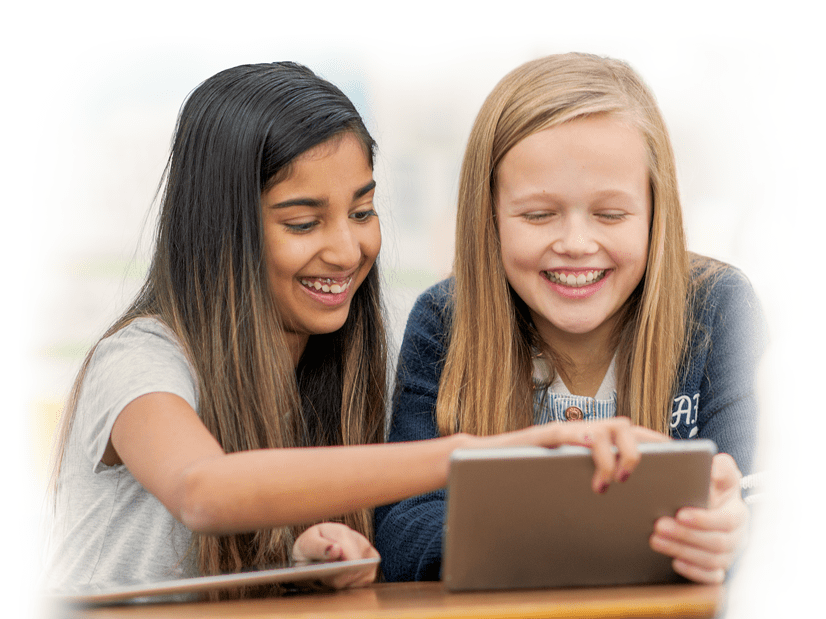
[{"xmin": 375, "ymin": 261, "xmax": 765, "ymax": 582}]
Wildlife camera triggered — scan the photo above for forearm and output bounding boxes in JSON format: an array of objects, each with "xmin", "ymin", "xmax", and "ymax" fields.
[{"xmin": 180, "ymin": 435, "xmax": 472, "ymax": 534}]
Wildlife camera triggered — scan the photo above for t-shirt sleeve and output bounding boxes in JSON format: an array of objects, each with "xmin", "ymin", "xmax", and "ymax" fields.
[{"xmin": 74, "ymin": 319, "xmax": 198, "ymax": 474}]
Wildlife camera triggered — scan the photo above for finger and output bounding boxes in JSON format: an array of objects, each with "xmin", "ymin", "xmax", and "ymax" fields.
[
  {"xmin": 653, "ymin": 516, "xmax": 738, "ymax": 557},
  {"xmin": 292, "ymin": 526, "xmax": 339, "ymax": 564},
  {"xmin": 671, "ymin": 558, "xmax": 726, "ymax": 585},
  {"xmin": 526, "ymin": 420, "xmax": 590, "ymax": 448},
  {"xmin": 673, "ymin": 501, "xmax": 747, "ymax": 535},
  {"xmin": 631, "ymin": 426, "xmax": 670, "ymax": 443},
  {"xmin": 316, "ymin": 523, "xmax": 378, "ymax": 562},
  {"xmin": 650, "ymin": 530, "xmax": 734, "ymax": 575},
  {"xmin": 708, "ymin": 454, "xmax": 742, "ymax": 507},
  {"xmin": 587, "ymin": 425, "xmax": 620, "ymax": 493},
  {"xmin": 611, "ymin": 420, "xmax": 641, "ymax": 483}
]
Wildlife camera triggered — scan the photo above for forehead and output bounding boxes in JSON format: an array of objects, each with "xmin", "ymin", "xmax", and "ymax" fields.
[
  {"xmin": 265, "ymin": 131, "xmax": 372, "ymax": 190},
  {"xmin": 497, "ymin": 115, "xmax": 649, "ymax": 193}
]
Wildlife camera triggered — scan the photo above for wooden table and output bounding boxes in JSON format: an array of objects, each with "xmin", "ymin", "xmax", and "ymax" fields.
[{"xmin": 52, "ymin": 581, "xmax": 724, "ymax": 619}]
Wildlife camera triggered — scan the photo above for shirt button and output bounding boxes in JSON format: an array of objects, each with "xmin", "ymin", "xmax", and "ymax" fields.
[{"xmin": 565, "ymin": 406, "xmax": 583, "ymax": 421}]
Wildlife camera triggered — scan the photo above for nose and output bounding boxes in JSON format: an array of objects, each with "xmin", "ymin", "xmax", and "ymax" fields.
[
  {"xmin": 551, "ymin": 214, "xmax": 598, "ymax": 257},
  {"xmin": 320, "ymin": 217, "xmax": 362, "ymax": 269}
]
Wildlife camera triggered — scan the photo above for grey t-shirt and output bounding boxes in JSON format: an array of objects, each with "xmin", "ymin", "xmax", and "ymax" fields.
[{"xmin": 45, "ymin": 318, "xmax": 199, "ymax": 591}]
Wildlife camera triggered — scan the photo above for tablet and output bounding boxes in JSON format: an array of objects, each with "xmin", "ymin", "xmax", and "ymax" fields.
[
  {"xmin": 442, "ymin": 440, "xmax": 715, "ymax": 591},
  {"xmin": 48, "ymin": 557, "xmax": 381, "ymax": 605}
]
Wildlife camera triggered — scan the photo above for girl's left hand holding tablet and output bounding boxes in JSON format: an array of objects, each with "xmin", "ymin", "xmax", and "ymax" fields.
[
  {"xmin": 292, "ymin": 523, "xmax": 380, "ymax": 589},
  {"xmin": 649, "ymin": 453, "xmax": 748, "ymax": 583}
]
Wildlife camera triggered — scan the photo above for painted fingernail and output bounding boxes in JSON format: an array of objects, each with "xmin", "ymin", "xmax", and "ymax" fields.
[
  {"xmin": 598, "ymin": 481, "xmax": 609, "ymax": 494},
  {"xmin": 618, "ymin": 470, "xmax": 630, "ymax": 483}
]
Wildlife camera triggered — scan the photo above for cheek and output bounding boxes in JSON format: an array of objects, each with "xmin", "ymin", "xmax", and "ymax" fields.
[
  {"xmin": 499, "ymin": 225, "xmax": 542, "ymax": 274},
  {"xmin": 362, "ymin": 224, "xmax": 382, "ymax": 264},
  {"xmin": 267, "ymin": 237, "xmax": 308, "ymax": 282},
  {"xmin": 617, "ymin": 230, "xmax": 650, "ymax": 282}
]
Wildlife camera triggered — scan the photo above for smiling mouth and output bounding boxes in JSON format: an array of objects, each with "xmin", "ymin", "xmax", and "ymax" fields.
[
  {"xmin": 300, "ymin": 276, "xmax": 353, "ymax": 294},
  {"xmin": 543, "ymin": 269, "xmax": 607, "ymax": 288}
]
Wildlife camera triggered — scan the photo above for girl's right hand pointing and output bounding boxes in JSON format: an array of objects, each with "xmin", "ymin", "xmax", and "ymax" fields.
[{"xmin": 476, "ymin": 417, "xmax": 669, "ymax": 494}]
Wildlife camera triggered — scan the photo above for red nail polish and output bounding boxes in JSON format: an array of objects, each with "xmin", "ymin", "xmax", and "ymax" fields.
[
  {"xmin": 598, "ymin": 482, "xmax": 609, "ymax": 494},
  {"xmin": 619, "ymin": 471, "xmax": 630, "ymax": 483}
]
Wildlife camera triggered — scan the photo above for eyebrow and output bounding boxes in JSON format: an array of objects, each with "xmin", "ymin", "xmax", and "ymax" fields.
[
  {"xmin": 506, "ymin": 188, "xmax": 635, "ymax": 206},
  {"xmin": 269, "ymin": 179, "xmax": 376, "ymax": 209}
]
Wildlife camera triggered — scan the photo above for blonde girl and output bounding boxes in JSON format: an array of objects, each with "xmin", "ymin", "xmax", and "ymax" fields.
[
  {"xmin": 376, "ymin": 53, "xmax": 764, "ymax": 584},
  {"xmin": 46, "ymin": 61, "xmax": 656, "ymax": 599}
]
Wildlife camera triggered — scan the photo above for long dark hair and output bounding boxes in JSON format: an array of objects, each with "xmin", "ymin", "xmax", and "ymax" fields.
[{"xmin": 52, "ymin": 62, "xmax": 387, "ymax": 598}]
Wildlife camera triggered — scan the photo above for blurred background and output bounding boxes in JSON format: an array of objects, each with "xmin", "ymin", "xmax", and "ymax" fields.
[{"xmin": 3, "ymin": 1, "xmax": 822, "ymax": 615}]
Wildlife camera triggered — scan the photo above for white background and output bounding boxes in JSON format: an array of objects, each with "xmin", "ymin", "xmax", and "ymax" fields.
[{"xmin": 2, "ymin": 1, "xmax": 823, "ymax": 615}]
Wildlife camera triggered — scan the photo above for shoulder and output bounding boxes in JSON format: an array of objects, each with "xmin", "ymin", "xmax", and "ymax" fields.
[
  {"xmin": 84, "ymin": 316, "xmax": 197, "ymax": 406},
  {"xmin": 681, "ymin": 255, "xmax": 767, "ymax": 380},
  {"xmin": 91, "ymin": 317, "xmax": 190, "ymax": 371},
  {"xmin": 688, "ymin": 255, "xmax": 764, "ymax": 337},
  {"xmin": 689, "ymin": 255, "xmax": 759, "ymax": 308},
  {"xmin": 73, "ymin": 317, "xmax": 199, "ymax": 471},
  {"xmin": 397, "ymin": 278, "xmax": 455, "ymax": 367},
  {"xmin": 412, "ymin": 278, "xmax": 454, "ymax": 316},
  {"xmin": 404, "ymin": 278, "xmax": 455, "ymax": 336}
]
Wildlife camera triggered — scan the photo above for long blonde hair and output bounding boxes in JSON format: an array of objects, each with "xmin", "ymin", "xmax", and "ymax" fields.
[
  {"xmin": 437, "ymin": 52, "xmax": 690, "ymax": 436},
  {"xmin": 50, "ymin": 63, "xmax": 387, "ymax": 598}
]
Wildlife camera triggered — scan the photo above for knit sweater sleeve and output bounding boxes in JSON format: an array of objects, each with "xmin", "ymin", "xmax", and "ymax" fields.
[
  {"xmin": 375, "ymin": 281, "xmax": 453, "ymax": 582},
  {"xmin": 690, "ymin": 265, "xmax": 767, "ymax": 475}
]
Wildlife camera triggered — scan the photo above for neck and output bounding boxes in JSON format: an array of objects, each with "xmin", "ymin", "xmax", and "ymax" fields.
[
  {"xmin": 284, "ymin": 332, "xmax": 309, "ymax": 368},
  {"xmin": 539, "ymin": 318, "xmax": 617, "ymax": 398}
]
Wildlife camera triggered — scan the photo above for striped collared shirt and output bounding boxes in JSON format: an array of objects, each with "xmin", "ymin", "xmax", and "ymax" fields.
[{"xmin": 532, "ymin": 355, "xmax": 618, "ymax": 424}]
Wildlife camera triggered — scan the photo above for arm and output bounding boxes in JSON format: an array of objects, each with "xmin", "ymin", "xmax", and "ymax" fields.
[
  {"xmin": 112, "ymin": 390, "xmax": 648, "ymax": 536},
  {"xmin": 110, "ymin": 392, "xmax": 471, "ymax": 534},
  {"xmin": 695, "ymin": 265, "xmax": 767, "ymax": 475},
  {"xmin": 652, "ymin": 265, "xmax": 766, "ymax": 582}
]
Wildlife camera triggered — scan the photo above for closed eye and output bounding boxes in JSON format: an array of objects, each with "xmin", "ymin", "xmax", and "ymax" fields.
[
  {"xmin": 595, "ymin": 212, "xmax": 626, "ymax": 222},
  {"xmin": 522, "ymin": 211, "xmax": 556, "ymax": 222}
]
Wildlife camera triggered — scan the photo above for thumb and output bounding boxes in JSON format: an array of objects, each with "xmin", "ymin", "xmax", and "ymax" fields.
[{"xmin": 709, "ymin": 453, "xmax": 741, "ymax": 506}]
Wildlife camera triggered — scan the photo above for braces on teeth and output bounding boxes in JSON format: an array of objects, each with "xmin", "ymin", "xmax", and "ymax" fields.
[
  {"xmin": 545, "ymin": 270, "xmax": 605, "ymax": 288},
  {"xmin": 300, "ymin": 278, "xmax": 351, "ymax": 294}
]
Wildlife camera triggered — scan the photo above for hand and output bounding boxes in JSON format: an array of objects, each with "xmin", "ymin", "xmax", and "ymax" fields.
[
  {"xmin": 292, "ymin": 522, "xmax": 379, "ymax": 589},
  {"xmin": 488, "ymin": 417, "xmax": 669, "ymax": 494},
  {"xmin": 649, "ymin": 452, "xmax": 748, "ymax": 583}
]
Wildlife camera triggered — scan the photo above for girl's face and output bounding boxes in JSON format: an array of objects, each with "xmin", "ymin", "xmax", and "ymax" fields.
[
  {"xmin": 261, "ymin": 132, "xmax": 380, "ymax": 361},
  {"xmin": 495, "ymin": 115, "xmax": 651, "ymax": 348}
]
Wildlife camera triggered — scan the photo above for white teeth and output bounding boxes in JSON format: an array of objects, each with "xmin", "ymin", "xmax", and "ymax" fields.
[
  {"xmin": 545, "ymin": 270, "xmax": 605, "ymax": 288},
  {"xmin": 300, "ymin": 277, "xmax": 352, "ymax": 294}
]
